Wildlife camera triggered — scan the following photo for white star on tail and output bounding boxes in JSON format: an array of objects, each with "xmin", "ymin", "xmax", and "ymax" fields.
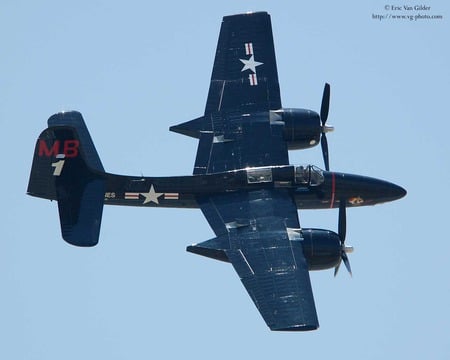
[
  {"xmin": 141, "ymin": 185, "xmax": 163, "ymax": 204},
  {"xmin": 239, "ymin": 55, "xmax": 263, "ymax": 73}
]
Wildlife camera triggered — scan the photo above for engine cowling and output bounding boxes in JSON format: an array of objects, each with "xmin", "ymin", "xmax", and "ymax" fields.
[
  {"xmin": 271, "ymin": 108, "xmax": 321, "ymax": 150},
  {"xmin": 301, "ymin": 228, "xmax": 341, "ymax": 271}
]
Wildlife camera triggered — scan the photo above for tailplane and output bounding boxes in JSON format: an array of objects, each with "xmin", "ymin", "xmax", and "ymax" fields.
[{"xmin": 27, "ymin": 111, "xmax": 105, "ymax": 247}]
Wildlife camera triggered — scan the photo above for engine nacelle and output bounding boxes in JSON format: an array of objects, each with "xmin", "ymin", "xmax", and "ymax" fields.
[
  {"xmin": 301, "ymin": 228, "xmax": 341, "ymax": 271},
  {"xmin": 271, "ymin": 108, "xmax": 321, "ymax": 150}
]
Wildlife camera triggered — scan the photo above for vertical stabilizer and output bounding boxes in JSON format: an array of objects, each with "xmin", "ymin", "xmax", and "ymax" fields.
[{"xmin": 27, "ymin": 111, "xmax": 105, "ymax": 246}]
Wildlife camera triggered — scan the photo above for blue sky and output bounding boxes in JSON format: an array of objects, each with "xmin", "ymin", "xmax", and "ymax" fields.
[{"xmin": 2, "ymin": 1, "xmax": 449, "ymax": 359}]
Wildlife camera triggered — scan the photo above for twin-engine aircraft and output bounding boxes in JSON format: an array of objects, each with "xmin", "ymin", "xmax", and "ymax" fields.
[{"xmin": 27, "ymin": 12, "xmax": 406, "ymax": 331}]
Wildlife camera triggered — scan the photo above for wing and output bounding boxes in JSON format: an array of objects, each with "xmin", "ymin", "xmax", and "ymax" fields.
[
  {"xmin": 176, "ymin": 12, "xmax": 288, "ymax": 174},
  {"xmin": 204, "ymin": 11, "xmax": 281, "ymax": 115},
  {"xmin": 193, "ymin": 189, "xmax": 319, "ymax": 331}
]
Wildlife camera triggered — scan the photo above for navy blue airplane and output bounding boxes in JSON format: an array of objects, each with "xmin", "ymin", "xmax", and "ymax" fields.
[{"xmin": 27, "ymin": 12, "xmax": 406, "ymax": 331}]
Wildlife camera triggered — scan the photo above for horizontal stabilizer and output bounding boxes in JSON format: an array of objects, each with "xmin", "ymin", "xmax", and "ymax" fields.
[{"xmin": 58, "ymin": 179, "xmax": 105, "ymax": 247}]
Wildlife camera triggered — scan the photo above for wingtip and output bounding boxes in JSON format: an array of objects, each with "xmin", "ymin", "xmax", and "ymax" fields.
[
  {"xmin": 271, "ymin": 324, "xmax": 319, "ymax": 332},
  {"xmin": 223, "ymin": 11, "xmax": 270, "ymax": 21}
]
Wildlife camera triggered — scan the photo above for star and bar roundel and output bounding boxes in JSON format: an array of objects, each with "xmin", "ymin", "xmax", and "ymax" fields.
[
  {"xmin": 240, "ymin": 42, "xmax": 263, "ymax": 86},
  {"xmin": 119, "ymin": 184, "xmax": 179, "ymax": 205}
]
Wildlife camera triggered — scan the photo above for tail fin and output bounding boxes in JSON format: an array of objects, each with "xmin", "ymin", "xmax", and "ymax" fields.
[{"xmin": 27, "ymin": 111, "xmax": 105, "ymax": 247}]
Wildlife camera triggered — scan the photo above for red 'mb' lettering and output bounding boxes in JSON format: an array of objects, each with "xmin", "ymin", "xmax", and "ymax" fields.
[
  {"xmin": 38, "ymin": 140, "xmax": 60, "ymax": 157},
  {"xmin": 63, "ymin": 140, "xmax": 79, "ymax": 158},
  {"xmin": 38, "ymin": 139, "xmax": 79, "ymax": 158}
]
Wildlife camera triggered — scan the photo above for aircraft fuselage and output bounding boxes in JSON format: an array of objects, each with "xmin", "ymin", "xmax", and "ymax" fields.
[{"xmin": 100, "ymin": 164, "xmax": 406, "ymax": 210}]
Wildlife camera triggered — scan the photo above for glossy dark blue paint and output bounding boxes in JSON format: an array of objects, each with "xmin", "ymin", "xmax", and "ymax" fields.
[{"xmin": 27, "ymin": 12, "xmax": 406, "ymax": 331}]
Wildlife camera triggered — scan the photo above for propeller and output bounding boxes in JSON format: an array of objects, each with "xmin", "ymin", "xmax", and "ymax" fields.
[
  {"xmin": 319, "ymin": 83, "xmax": 334, "ymax": 171},
  {"xmin": 334, "ymin": 199, "xmax": 354, "ymax": 277}
]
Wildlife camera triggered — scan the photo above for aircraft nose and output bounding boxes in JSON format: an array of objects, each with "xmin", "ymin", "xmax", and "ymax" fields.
[
  {"xmin": 368, "ymin": 178, "xmax": 407, "ymax": 204},
  {"xmin": 392, "ymin": 183, "xmax": 407, "ymax": 200},
  {"xmin": 366, "ymin": 178, "xmax": 407, "ymax": 203},
  {"xmin": 374, "ymin": 179, "xmax": 407, "ymax": 201},
  {"xmin": 333, "ymin": 173, "xmax": 406, "ymax": 206}
]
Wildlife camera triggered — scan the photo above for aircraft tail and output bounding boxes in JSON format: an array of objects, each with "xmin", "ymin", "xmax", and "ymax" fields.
[{"xmin": 27, "ymin": 111, "xmax": 106, "ymax": 247}]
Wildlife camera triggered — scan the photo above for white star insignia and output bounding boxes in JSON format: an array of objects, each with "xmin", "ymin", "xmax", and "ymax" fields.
[
  {"xmin": 239, "ymin": 55, "xmax": 263, "ymax": 73},
  {"xmin": 141, "ymin": 184, "xmax": 163, "ymax": 205}
]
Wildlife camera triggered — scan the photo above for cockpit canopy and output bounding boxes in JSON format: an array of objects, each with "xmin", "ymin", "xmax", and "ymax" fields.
[
  {"xmin": 245, "ymin": 165, "xmax": 324, "ymax": 186},
  {"xmin": 246, "ymin": 167, "xmax": 273, "ymax": 184},
  {"xmin": 295, "ymin": 165, "xmax": 324, "ymax": 186}
]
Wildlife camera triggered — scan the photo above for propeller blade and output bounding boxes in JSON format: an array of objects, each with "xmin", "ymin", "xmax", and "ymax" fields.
[
  {"xmin": 335, "ymin": 199, "xmax": 352, "ymax": 277},
  {"xmin": 321, "ymin": 133, "xmax": 330, "ymax": 171},
  {"xmin": 342, "ymin": 252, "xmax": 352, "ymax": 277},
  {"xmin": 334, "ymin": 261, "xmax": 341, "ymax": 277},
  {"xmin": 338, "ymin": 199, "xmax": 346, "ymax": 242},
  {"xmin": 320, "ymin": 83, "xmax": 331, "ymax": 171},
  {"xmin": 320, "ymin": 83, "xmax": 330, "ymax": 124},
  {"xmin": 334, "ymin": 252, "xmax": 352, "ymax": 277}
]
